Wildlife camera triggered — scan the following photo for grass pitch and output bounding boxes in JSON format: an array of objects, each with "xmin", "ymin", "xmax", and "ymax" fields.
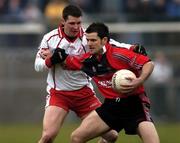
[{"xmin": 0, "ymin": 122, "xmax": 180, "ymax": 143}]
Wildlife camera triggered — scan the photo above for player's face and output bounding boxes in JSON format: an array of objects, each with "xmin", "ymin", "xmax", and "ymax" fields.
[
  {"xmin": 86, "ymin": 32, "xmax": 107, "ymax": 54},
  {"xmin": 63, "ymin": 16, "xmax": 82, "ymax": 37}
]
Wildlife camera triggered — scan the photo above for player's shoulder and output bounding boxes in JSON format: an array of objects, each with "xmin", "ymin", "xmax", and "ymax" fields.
[
  {"xmin": 81, "ymin": 27, "xmax": 86, "ymax": 33},
  {"xmin": 80, "ymin": 28, "xmax": 86, "ymax": 38},
  {"xmin": 107, "ymin": 42, "xmax": 131, "ymax": 58},
  {"xmin": 80, "ymin": 28, "xmax": 88, "ymax": 45},
  {"xmin": 43, "ymin": 28, "xmax": 59, "ymax": 40},
  {"xmin": 109, "ymin": 39, "xmax": 132, "ymax": 49}
]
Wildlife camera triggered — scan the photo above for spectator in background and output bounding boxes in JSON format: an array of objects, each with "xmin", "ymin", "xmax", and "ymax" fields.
[
  {"xmin": 21, "ymin": 2, "xmax": 43, "ymax": 23},
  {"xmin": 69, "ymin": 0, "xmax": 102, "ymax": 14},
  {"xmin": 139, "ymin": 0, "xmax": 153, "ymax": 21},
  {"xmin": 166, "ymin": 0, "xmax": 180, "ymax": 21},
  {"xmin": 152, "ymin": 0, "xmax": 167, "ymax": 21},
  {"xmin": 6, "ymin": 0, "xmax": 24, "ymax": 22},
  {"xmin": 69, "ymin": 0, "xmax": 102, "ymax": 23},
  {"xmin": 39, "ymin": 0, "xmax": 50, "ymax": 13},
  {"xmin": 122, "ymin": 0, "xmax": 142, "ymax": 21},
  {"xmin": 99, "ymin": 0, "xmax": 122, "ymax": 14},
  {"xmin": 151, "ymin": 51, "xmax": 173, "ymax": 84},
  {"xmin": 123, "ymin": 0, "xmax": 153, "ymax": 21},
  {"xmin": 150, "ymin": 51, "xmax": 173, "ymax": 120},
  {"xmin": 0, "ymin": 0, "xmax": 8, "ymax": 16}
]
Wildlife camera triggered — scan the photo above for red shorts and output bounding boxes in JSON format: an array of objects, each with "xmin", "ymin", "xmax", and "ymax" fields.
[{"xmin": 46, "ymin": 86, "xmax": 102, "ymax": 118}]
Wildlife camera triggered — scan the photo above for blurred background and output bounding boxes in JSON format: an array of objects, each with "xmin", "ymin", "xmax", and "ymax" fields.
[{"xmin": 0, "ymin": 0, "xmax": 180, "ymax": 142}]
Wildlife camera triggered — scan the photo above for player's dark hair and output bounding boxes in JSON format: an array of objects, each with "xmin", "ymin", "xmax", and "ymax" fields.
[
  {"xmin": 62, "ymin": 5, "xmax": 82, "ymax": 20},
  {"xmin": 86, "ymin": 22, "xmax": 110, "ymax": 41}
]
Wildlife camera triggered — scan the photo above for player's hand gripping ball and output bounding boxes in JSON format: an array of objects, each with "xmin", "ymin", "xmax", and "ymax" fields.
[{"xmin": 112, "ymin": 69, "xmax": 136, "ymax": 93}]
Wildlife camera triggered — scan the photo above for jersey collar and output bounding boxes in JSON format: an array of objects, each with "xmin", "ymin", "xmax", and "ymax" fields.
[
  {"xmin": 102, "ymin": 45, "xmax": 107, "ymax": 54},
  {"xmin": 58, "ymin": 25, "xmax": 84, "ymax": 42}
]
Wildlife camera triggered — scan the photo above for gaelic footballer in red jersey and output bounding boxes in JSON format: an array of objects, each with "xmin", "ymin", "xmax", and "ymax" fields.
[
  {"xmin": 65, "ymin": 42, "xmax": 151, "ymax": 100},
  {"xmin": 62, "ymin": 23, "xmax": 159, "ymax": 143}
]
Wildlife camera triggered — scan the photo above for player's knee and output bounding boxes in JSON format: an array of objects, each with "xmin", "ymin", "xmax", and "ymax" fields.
[
  {"xmin": 70, "ymin": 132, "xmax": 80, "ymax": 143},
  {"xmin": 41, "ymin": 134, "xmax": 53, "ymax": 143},
  {"xmin": 109, "ymin": 134, "xmax": 118, "ymax": 142},
  {"xmin": 41, "ymin": 131, "xmax": 57, "ymax": 143},
  {"xmin": 106, "ymin": 131, "xmax": 118, "ymax": 142},
  {"xmin": 71, "ymin": 131, "xmax": 84, "ymax": 143}
]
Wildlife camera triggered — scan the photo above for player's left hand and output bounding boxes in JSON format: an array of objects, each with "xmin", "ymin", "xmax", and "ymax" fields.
[
  {"xmin": 119, "ymin": 77, "xmax": 143, "ymax": 94},
  {"xmin": 50, "ymin": 48, "xmax": 68, "ymax": 65}
]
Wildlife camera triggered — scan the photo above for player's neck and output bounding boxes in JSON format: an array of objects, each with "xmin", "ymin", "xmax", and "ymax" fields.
[{"xmin": 64, "ymin": 32, "xmax": 77, "ymax": 41}]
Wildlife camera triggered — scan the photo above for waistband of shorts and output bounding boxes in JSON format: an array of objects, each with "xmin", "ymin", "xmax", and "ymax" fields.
[
  {"xmin": 105, "ymin": 97, "xmax": 123, "ymax": 103},
  {"xmin": 50, "ymin": 85, "xmax": 91, "ymax": 94},
  {"xmin": 105, "ymin": 96, "xmax": 140, "ymax": 103}
]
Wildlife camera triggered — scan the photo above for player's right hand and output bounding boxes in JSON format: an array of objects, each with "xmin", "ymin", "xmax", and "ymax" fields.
[{"xmin": 40, "ymin": 48, "xmax": 52, "ymax": 59}]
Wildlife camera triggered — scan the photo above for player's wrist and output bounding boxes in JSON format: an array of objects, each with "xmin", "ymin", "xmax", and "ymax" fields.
[{"xmin": 45, "ymin": 57, "xmax": 53, "ymax": 68}]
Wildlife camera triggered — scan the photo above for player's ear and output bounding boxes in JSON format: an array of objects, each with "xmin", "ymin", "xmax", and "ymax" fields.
[
  {"xmin": 61, "ymin": 18, "xmax": 65, "ymax": 25},
  {"xmin": 102, "ymin": 37, "xmax": 108, "ymax": 45}
]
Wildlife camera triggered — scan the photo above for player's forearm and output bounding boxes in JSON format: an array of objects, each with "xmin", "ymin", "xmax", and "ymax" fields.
[
  {"xmin": 64, "ymin": 55, "xmax": 82, "ymax": 70},
  {"xmin": 138, "ymin": 61, "xmax": 154, "ymax": 83}
]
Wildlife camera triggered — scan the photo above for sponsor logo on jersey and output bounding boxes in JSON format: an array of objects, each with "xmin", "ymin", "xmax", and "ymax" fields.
[{"xmin": 97, "ymin": 80, "xmax": 112, "ymax": 88}]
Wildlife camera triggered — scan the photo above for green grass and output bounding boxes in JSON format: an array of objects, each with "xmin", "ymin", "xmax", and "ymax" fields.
[{"xmin": 0, "ymin": 122, "xmax": 180, "ymax": 143}]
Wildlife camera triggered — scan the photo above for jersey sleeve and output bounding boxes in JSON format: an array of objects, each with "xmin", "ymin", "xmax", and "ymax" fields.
[
  {"xmin": 109, "ymin": 39, "xmax": 132, "ymax": 49},
  {"xmin": 111, "ymin": 46, "xmax": 151, "ymax": 71},
  {"xmin": 109, "ymin": 39, "xmax": 148, "ymax": 56},
  {"xmin": 65, "ymin": 53, "xmax": 91, "ymax": 70}
]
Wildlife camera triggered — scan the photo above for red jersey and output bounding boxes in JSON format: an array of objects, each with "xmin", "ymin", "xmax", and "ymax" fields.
[{"xmin": 65, "ymin": 43, "xmax": 151, "ymax": 101}]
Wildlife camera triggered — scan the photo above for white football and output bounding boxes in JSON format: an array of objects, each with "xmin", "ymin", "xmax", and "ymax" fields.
[{"xmin": 112, "ymin": 69, "xmax": 136, "ymax": 92}]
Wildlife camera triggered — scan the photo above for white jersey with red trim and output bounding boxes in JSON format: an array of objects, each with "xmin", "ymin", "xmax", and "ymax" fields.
[
  {"xmin": 35, "ymin": 26, "xmax": 93, "ymax": 91},
  {"xmin": 34, "ymin": 26, "xmax": 132, "ymax": 92}
]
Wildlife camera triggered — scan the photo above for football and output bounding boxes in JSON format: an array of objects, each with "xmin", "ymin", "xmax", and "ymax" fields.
[{"xmin": 112, "ymin": 69, "xmax": 136, "ymax": 93}]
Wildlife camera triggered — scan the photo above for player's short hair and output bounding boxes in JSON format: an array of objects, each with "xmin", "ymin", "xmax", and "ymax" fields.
[
  {"xmin": 62, "ymin": 5, "xmax": 82, "ymax": 20},
  {"xmin": 86, "ymin": 23, "xmax": 110, "ymax": 41}
]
